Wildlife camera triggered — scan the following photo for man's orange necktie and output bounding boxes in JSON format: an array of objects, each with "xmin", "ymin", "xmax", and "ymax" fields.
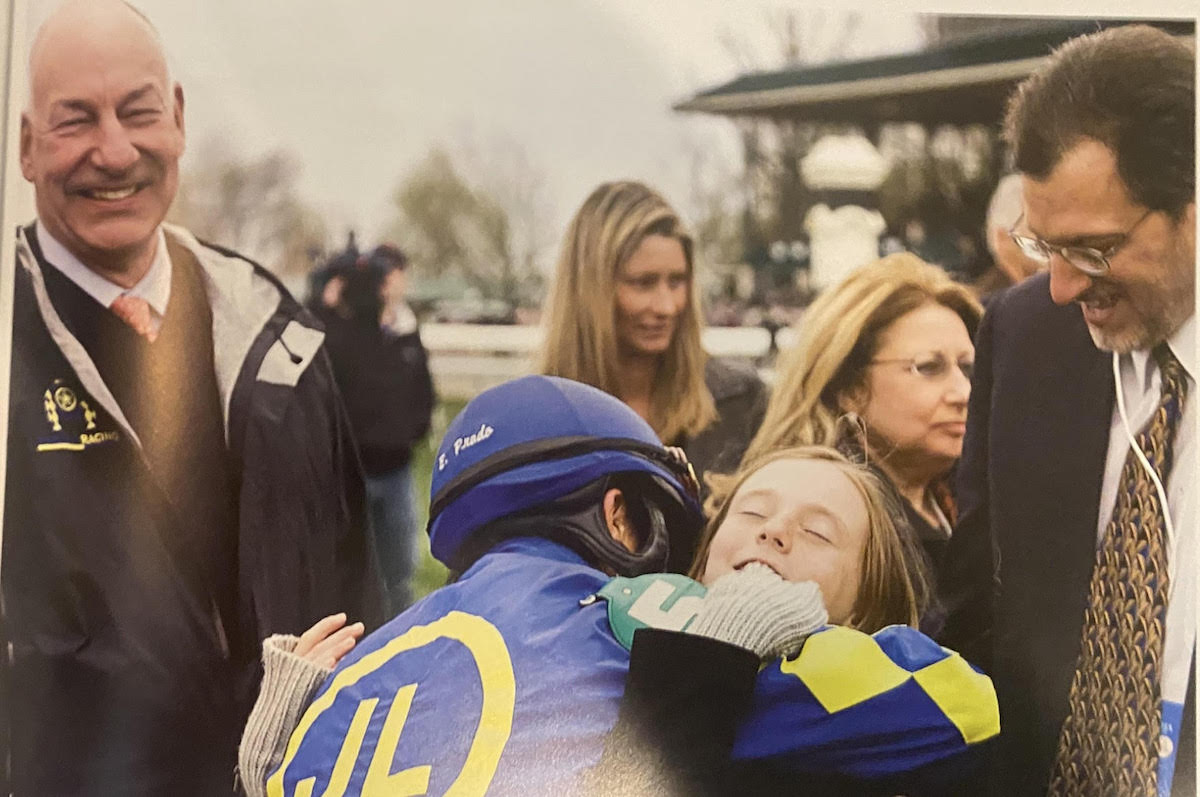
[{"xmin": 109, "ymin": 294, "xmax": 159, "ymax": 343}]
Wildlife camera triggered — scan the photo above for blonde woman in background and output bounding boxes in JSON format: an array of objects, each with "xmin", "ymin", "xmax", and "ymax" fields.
[
  {"xmin": 538, "ymin": 181, "xmax": 766, "ymax": 568},
  {"xmin": 726, "ymin": 253, "xmax": 983, "ymax": 632}
]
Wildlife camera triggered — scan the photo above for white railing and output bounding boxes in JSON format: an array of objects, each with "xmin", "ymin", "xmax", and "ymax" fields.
[{"xmin": 423, "ymin": 323, "xmax": 792, "ymax": 400}]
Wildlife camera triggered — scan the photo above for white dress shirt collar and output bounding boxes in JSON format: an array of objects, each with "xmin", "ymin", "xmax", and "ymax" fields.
[
  {"xmin": 1127, "ymin": 314, "xmax": 1195, "ymax": 393},
  {"xmin": 36, "ymin": 222, "xmax": 172, "ymax": 317},
  {"xmin": 1166, "ymin": 313, "xmax": 1195, "ymax": 380}
]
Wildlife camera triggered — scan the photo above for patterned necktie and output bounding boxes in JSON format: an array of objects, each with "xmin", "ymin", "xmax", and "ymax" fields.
[
  {"xmin": 110, "ymin": 293, "xmax": 159, "ymax": 342},
  {"xmin": 1050, "ymin": 343, "xmax": 1189, "ymax": 797}
]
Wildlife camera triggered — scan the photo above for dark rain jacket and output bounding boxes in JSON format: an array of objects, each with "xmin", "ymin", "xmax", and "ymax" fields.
[
  {"xmin": 324, "ymin": 313, "xmax": 434, "ymax": 476},
  {"xmin": 1, "ymin": 223, "xmax": 382, "ymax": 796}
]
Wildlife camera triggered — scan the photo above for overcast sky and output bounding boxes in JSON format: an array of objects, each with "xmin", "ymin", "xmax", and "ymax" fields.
[
  {"xmin": 14, "ymin": 0, "xmax": 1197, "ymax": 254},
  {"xmin": 20, "ymin": 1, "xmax": 930, "ymax": 247}
]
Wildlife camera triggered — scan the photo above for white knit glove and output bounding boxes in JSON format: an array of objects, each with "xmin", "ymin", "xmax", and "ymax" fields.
[
  {"xmin": 237, "ymin": 635, "xmax": 333, "ymax": 797},
  {"xmin": 687, "ymin": 563, "xmax": 828, "ymax": 659}
]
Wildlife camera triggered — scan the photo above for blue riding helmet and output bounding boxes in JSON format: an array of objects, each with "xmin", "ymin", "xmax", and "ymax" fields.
[{"xmin": 427, "ymin": 375, "xmax": 704, "ymax": 573}]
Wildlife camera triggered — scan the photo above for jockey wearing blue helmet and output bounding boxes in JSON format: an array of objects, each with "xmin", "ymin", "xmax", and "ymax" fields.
[
  {"xmin": 267, "ymin": 375, "xmax": 998, "ymax": 797},
  {"xmin": 269, "ymin": 376, "xmax": 713, "ymax": 796},
  {"xmin": 428, "ymin": 374, "xmax": 705, "ymax": 575}
]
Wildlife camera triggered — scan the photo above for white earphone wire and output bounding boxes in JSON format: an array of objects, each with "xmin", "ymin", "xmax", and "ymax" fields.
[{"xmin": 1112, "ymin": 352, "xmax": 1177, "ymax": 575}]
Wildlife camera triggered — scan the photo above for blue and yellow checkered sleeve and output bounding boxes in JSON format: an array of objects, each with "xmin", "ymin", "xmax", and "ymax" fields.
[{"xmin": 731, "ymin": 625, "xmax": 999, "ymax": 784}]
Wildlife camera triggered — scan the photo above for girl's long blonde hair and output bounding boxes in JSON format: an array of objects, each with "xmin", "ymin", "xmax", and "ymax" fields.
[
  {"xmin": 537, "ymin": 181, "xmax": 716, "ymax": 444},
  {"xmin": 691, "ymin": 446, "xmax": 932, "ymax": 633}
]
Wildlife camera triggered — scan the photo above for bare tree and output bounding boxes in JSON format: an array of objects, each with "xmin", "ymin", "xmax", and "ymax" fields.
[
  {"xmin": 456, "ymin": 130, "xmax": 554, "ymax": 301},
  {"xmin": 388, "ymin": 143, "xmax": 547, "ymax": 309},
  {"xmin": 769, "ymin": 8, "xmax": 863, "ymax": 66},
  {"xmin": 171, "ymin": 138, "xmax": 328, "ymax": 276},
  {"xmin": 681, "ymin": 131, "xmax": 742, "ymax": 268},
  {"xmin": 718, "ymin": 8, "xmax": 863, "ymax": 69},
  {"xmin": 711, "ymin": 12, "xmax": 1007, "ymax": 283},
  {"xmin": 713, "ymin": 9, "xmax": 865, "ymax": 271}
]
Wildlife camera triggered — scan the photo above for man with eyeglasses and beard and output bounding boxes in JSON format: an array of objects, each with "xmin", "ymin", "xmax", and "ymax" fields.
[{"xmin": 940, "ymin": 23, "xmax": 1196, "ymax": 797}]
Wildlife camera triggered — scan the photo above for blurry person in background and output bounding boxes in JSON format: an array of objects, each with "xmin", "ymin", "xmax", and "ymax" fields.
[
  {"xmin": 305, "ymin": 242, "xmax": 359, "ymax": 326},
  {"xmin": 972, "ymin": 173, "xmax": 1045, "ymax": 301},
  {"xmin": 724, "ymin": 254, "xmax": 982, "ymax": 634},
  {"xmin": 373, "ymin": 243, "xmax": 420, "ymax": 337},
  {"xmin": 907, "ymin": 193, "xmax": 968, "ymax": 275},
  {"xmin": 324, "ymin": 246, "xmax": 435, "ymax": 615},
  {"xmin": 538, "ymin": 181, "xmax": 766, "ymax": 567},
  {"xmin": 4, "ymin": 1, "xmax": 380, "ymax": 793}
]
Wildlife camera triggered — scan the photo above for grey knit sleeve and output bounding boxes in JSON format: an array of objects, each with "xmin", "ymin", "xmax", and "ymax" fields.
[
  {"xmin": 237, "ymin": 634, "xmax": 333, "ymax": 797},
  {"xmin": 687, "ymin": 563, "xmax": 828, "ymax": 660}
]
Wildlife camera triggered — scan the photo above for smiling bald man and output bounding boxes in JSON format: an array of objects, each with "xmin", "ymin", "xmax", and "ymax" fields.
[{"xmin": 3, "ymin": 2, "xmax": 382, "ymax": 793}]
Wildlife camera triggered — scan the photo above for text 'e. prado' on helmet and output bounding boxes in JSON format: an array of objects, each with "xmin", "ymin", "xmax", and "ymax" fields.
[{"xmin": 427, "ymin": 375, "xmax": 704, "ymax": 572}]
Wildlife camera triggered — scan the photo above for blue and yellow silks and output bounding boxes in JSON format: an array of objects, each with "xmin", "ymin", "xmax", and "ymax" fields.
[
  {"xmin": 270, "ymin": 537, "xmax": 997, "ymax": 796},
  {"xmin": 735, "ymin": 624, "xmax": 998, "ymax": 786}
]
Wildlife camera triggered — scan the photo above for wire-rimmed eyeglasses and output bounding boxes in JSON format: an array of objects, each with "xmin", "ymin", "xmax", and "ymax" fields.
[
  {"xmin": 1008, "ymin": 209, "xmax": 1154, "ymax": 277},
  {"xmin": 868, "ymin": 353, "xmax": 974, "ymax": 383}
]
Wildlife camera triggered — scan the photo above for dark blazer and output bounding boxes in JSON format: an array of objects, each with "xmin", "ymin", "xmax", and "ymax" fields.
[
  {"xmin": 681, "ymin": 357, "xmax": 767, "ymax": 486},
  {"xmin": 939, "ymin": 272, "xmax": 1194, "ymax": 796}
]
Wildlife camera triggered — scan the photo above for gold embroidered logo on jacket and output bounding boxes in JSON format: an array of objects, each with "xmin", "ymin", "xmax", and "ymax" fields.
[{"xmin": 37, "ymin": 378, "xmax": 121, "ymax": 452}]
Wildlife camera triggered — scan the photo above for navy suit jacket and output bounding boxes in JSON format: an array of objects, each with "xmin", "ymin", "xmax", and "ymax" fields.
[{"xmin": 940, "ymin": 272, "xmax": 1194, "ymax": 796}]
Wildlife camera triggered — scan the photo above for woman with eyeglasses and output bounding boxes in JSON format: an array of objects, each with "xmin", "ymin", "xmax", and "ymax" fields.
[{"xmin": 716, "ymin": 253, "xmax": 983, "ymax": 633}]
